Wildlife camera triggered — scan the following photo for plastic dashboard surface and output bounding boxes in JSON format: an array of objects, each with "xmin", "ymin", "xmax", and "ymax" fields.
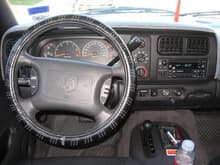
[{"xmin": 1, "ymin": 22, "xmax": 220, "ymax": 109}]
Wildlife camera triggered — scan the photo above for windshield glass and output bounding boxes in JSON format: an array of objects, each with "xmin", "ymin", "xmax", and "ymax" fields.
[{"xmin": 7, "ymin": 0, "xmax": 220, "ymax": 24}]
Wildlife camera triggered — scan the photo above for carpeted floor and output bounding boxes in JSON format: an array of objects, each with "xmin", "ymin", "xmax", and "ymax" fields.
[
  {"xmin": 195, "ymin": 112, "xmax": 220, "ymax": 162},
  {"xmin": 33, "ymin": 110, "xmax": 208, "ymax": 165},
  {"xmin": 117, "ymin": 110, "xmax": 208, "ymax": 165},
  {"xmin": 34, "ymin": 114, "xmax": 121, "ymax": 158}
]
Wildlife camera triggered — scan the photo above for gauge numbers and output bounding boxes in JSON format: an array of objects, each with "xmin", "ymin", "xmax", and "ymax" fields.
[
  {"xmin": 41, "ymin": 39, "xmax": 117, "ymax": 65},
  {"xmin": 55, "ymin": 40, "xmax": 80, "ymax": 58},
  {"xmin": 82, "ymin": 40, "xmax": 108, "ymax": 58}
]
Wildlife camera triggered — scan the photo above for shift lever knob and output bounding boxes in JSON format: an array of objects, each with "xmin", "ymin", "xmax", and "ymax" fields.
[{"xmin": 141, "ymin": 120, "xmax": 156, "ymax": 157}]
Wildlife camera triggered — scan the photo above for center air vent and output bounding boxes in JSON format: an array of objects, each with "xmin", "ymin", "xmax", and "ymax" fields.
[
  {"xmin": 158, "ymin": 36, "xmax": 209, "ymax": 56},
  {"xmin": 186, "ymin": 37, "xmax": 209, "ymax": 55},
  {"xmin": 158, "ymin": 36, "xmax": 183, "ymax": 55}
]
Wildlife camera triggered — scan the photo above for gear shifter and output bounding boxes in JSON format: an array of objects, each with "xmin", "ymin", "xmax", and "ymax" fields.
[{"xmin": 141, "ymin": 120, "xmax": 157, "ymax": 157}]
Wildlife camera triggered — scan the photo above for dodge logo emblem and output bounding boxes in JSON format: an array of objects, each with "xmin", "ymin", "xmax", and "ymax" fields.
[
  {"xmin": 56, "ymin": 77, "xmax": 78, "ymax": 98},
  {"xmin": 62, "ymin": 77, "xmax": 77, "ymax": 93}
]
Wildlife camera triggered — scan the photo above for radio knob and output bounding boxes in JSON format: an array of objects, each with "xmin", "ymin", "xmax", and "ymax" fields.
[
  {"xmin": 136, "ymin": 66, "xmax": 148, "ymax": 78},
  {"xmin": 162, "ymin": 89, "xmax": 170, "ymax": 96},
  {"xmin": 162, "ymin": 60, "xmax": 168, "ymax": 66}
]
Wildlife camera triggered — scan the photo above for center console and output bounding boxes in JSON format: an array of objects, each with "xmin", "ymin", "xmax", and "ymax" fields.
[
  {"xmin": 130, "ymin": 120, "xmax": 190, "ymax": 165},
  {"xmin": 118, "ymin": 30, "xmax": 218, "ymax": 109}
]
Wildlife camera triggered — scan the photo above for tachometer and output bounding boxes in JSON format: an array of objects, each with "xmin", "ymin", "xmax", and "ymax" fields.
[
  {"xmin": 55, "ymin": 40, "xmax": 80, "ymax": 58},
  {"xmin": 82, "ymin": 40, "xmax": 108, "ymax": 58}
]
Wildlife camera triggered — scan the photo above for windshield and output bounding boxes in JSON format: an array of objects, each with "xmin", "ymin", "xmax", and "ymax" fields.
[{"xmin": 7, "ymin": 0, "xmax": 220, "ymax": 24}]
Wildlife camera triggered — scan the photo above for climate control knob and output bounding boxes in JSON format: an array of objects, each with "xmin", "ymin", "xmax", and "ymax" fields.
[
  {"xmin": 136, "ymin": 54, "xmax": 146, "ymax": 62},
  {"xmin": 134, "ymin": 51, "xmax": 148, "ymax": 64},
  {"xmin": 136, "ymin": 66, "xmax": 148, "ymax": 78}
]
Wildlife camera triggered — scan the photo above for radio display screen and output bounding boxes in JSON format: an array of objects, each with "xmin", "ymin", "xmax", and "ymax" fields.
[{"xmin": 169, "ymin": 62, "xmax": 199, "ymax": 69}]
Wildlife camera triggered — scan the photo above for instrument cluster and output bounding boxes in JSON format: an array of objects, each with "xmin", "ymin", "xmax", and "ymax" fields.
[{"xmin": 39, "ymin": 37, "xmax": 118, "ymax": 65}]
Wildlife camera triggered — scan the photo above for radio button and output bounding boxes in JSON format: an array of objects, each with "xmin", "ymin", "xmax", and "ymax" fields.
[
  {"xmin": 162, "ymin": 89, "xmax": 170, "ymax": 96},
  {"xmin": 172, "ymin": 75, "xmax": 177, "ymax": 78},
  {"xmin": 201, "ymin": 64, "xmax": 205, "ymax": 68},
  {"xmin": 151, "ymin": 89, "xmax": 158, "ymax": 97},
  {"xmin": 139, "ymin": 89, "xmax": 149, "ymax": 97},
  {"xmin": 162, "ymin": 60, "xmax": 168, "ymax": 66},
  {"xmin": 174, "ymin": 89, "xmax": 182, "ymax": 96}
]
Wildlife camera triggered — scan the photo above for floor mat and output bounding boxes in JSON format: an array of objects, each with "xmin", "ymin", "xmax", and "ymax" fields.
[
  {"xmin": 196, "ymin": 112, "xmax": 220, "ymax": 162},
  {"xmin": 34, "ymin": 115, "xmax": 121, "ymax": 158},
  {"xmin": 33, "ymin": 110, "xmax": 208, "ymax": 165}
]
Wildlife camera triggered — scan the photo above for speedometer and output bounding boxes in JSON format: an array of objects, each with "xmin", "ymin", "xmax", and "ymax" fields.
[
  {"xmin": 82, "ymin": 40, "xmax": 108, "ymax": 58},
  {"xmin": 55, "ymin": 40, "xmax": 80, "ymax": 58}
]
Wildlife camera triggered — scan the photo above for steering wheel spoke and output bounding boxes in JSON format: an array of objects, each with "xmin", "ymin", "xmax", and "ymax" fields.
[
  {"xmin": 19, "ymin": 97, "xmax": 39, "ymax": 119},
  {"xmin": 112, "ymin": 63, "xmax": 125, "ymax": 79},
  {"xmin": 95, "ymin": 107, "xmax": 113, "ymax": 124},
  {"xmin": 17, "ymin": 51, "xmax": 34, "ymax": 66}
]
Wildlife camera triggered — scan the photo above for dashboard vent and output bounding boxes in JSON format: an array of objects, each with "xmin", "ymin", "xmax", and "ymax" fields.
[
  {"xmin": 186, "ymin": 37, "xmax": 209, "ymax": 56},
  {"xmin": 158, "ymin": 36, "xmax": 183, "ymax": 55},
  {"xmin": 158, "ymin": 36, "xmax": 209, "ymax": 56},
  {"xmin": 5, "ymin": 38, "xmax": 19, "ymax": 56}
]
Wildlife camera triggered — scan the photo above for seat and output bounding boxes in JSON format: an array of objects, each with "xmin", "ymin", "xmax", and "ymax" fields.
[{"xmin": 16, "ymin": 157, "xmax": 144, "ymax": 165}]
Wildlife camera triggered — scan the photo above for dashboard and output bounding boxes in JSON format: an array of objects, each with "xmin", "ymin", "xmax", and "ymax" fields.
[{"xmin": 1, "ymin": 22, "xmax": 220, "ymax": 110}]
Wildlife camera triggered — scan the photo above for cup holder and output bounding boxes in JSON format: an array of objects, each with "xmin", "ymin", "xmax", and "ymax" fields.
[{"xmin": 130, "ymin": 121, "xmax": 190, "ymax": 165}]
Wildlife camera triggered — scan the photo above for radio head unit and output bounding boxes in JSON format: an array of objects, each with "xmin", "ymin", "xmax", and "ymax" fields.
[{"xmin": 158, "ymin": 59, "xmax": 207, "ymax": 80}]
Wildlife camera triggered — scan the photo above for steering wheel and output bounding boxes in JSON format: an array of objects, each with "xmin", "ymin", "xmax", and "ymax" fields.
[{"xmin": 5, "ymin": 15, "xmax": 136, "ymax": 148}]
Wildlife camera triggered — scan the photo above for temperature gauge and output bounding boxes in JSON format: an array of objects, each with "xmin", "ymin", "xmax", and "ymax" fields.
[{"xmin": 41, "ymin": 43, "xmax": 56, "ymax": 58}]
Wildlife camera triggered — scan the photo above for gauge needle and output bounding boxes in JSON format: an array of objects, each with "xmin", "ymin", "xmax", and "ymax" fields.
[
  {"xmin": 55, "ymin": 53, "xmax": 68, "ymax": 57},
  {"xmin": 84, "ymin": 53, "xmax": 94, "ymax": 57}
]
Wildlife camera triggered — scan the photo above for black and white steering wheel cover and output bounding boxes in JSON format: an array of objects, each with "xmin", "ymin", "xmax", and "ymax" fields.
[{"xmin": 5, "ymin": 15, "xmax": 136, "ymax": 148}]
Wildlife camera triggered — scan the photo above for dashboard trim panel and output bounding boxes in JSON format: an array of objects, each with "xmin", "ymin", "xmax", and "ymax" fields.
[
  {"xmin": 1, "ymin": 22, "xmax": 219, "ymax": 80},
  {"xmin": 1, "ymin": 21, "xmax": 220, "ymax": 109}
]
